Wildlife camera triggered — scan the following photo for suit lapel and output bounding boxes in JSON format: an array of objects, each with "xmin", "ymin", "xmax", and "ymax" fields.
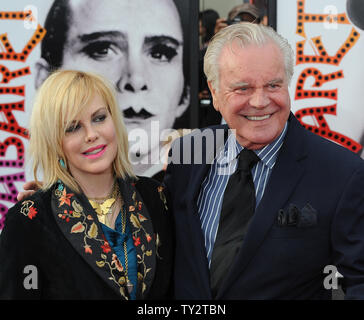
[
  {"xmin": 183, "ymin": 126, "xmax": 228, "ymax": 296},
  {"xmin": 217, "ymin": 115, "xmax": 308, "ymax": 298},
  {"xmin": 186, "ymin": 125, "xmax": 228, "ymax": 233},
  {"xmin": 187, "ymin": 125, "xmax": 228, "ymax": 200},
  {"xmin": 184, "ymin": 162, "xmax": 213, "ymax": 295}
]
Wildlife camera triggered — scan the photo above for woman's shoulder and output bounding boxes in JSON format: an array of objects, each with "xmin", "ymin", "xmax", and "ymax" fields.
[
  {"xmin": 135, "ymin": 175, "xmax": 162, "ymax": 188},
  {"xmin": 133, "ymin": 176, "xmax": 168, "ymax": 211},
  {"xmin": 133, "ymin": 176, "xmax": 166, "ymax": 195},
  {"xmin": 6, "ymin": 188, "xmax": 53, "ymax": 223},
  {"xmin": 17, "ymin": 187, "xmax": 52, "ymax": 205}
]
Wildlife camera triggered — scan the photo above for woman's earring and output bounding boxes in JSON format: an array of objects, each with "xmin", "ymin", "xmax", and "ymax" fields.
[{"xmin": 59, "ymin": 158, "xmax": 66, "ymax": 169}]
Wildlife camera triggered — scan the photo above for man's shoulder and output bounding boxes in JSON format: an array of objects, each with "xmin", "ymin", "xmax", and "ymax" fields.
[
  {"xmin": 290, "ymin": 116, "xmax": 364, "ymax": 170},
  {"xmin": 170, "ymin": 124, "xmax": 228, "ymax": 158}
]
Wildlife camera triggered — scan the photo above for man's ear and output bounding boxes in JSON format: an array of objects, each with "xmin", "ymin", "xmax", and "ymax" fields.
[
  {"xmin": 207, "ymin": 81, "xmax": 219, "ymax": 112},
  {"xmin": 176, "ymin": 85, "xmax": 190, "ymax": 118},
  {"xmin": 34, "ymin": 58, "xmax": 51, "ymax": 89}
]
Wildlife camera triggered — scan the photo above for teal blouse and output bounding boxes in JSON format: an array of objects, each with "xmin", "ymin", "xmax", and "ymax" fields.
[{"xmin": 100, "ymin": 211, "xmax": 137, "ymax": 300}]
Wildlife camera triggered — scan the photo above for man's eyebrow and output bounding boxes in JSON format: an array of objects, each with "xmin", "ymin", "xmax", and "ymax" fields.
[
  {"xmin": 78, "ymin": 31, "xmax": 125, "ymax": 42},
  {"xmin": 144, "ymin": 35, "xmax": 182, "ymax": 47},
  {"xmin": 268, "ymin": 78, "xmax": 284, "ymax": 85},
  {"xmin": 230, "ymin": 79, "xmax": 284, "ymax": 89},
  {"xmin": 230, "ymin": 81, "xmax": 249, "ymax": 89}
]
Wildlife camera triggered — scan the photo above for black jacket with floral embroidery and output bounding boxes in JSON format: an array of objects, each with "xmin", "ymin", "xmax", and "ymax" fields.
[{"xmin": 0, "ymin": 176, "xmax": 173, "ymax": 300}]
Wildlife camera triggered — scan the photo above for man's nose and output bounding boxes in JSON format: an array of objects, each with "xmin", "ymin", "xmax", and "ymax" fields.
[
  {"xmin": 249, "ymin": 88, "xmax": 270, "ymax": 108},
  {"xmin": 116, "ymin": 50, "xmax": 148, "ymax": 93}
]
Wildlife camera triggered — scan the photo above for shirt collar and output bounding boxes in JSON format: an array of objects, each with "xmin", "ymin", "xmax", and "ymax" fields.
[{"xmin": 223, "ymin": 122, "xmax": 288, "ymax": 169}]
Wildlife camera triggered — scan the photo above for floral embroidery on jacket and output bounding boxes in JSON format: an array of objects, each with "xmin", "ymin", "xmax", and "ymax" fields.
[
  {"xmin": 58, "ymin": 189, "xmax": 73, "ymax": 207},
  {"xmin": 157, "ymin": 185, "xmax": 168, "ymax": 210},
  {"xmin": 53, "ymin": 185, "xmax": 130, "ymax": 300},
  {"xmin": 20, "ymin": 200, "xmax": 38, "ymax": 220},
  {"xmin": 52, "ymin": 180, "xmax": 159, "ymax": 299},
  {"xmin": 129, "ymin": 188, "xmax": 155, "ymax": 295},
  {"xmin": 155, "ymin": 233, "xmax": 162, "ymax": 259}
]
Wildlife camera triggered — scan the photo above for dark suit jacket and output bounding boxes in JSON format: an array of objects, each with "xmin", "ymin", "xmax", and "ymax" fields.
[
  {"xmin": 0, "ymin": 176, "xmax": 173, "ymax": 300},
  {"xmin": 164, "ymin": 114, "xmax": 364, "ymax": 299}
]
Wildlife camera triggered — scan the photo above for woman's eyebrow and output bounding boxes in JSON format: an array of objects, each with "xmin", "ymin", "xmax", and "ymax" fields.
[
  {"xmin": 91, "ymin": 107, "xmax": 108, "ymax": 117},
  {"xmin": 144, "ymin": 35, "xmax": 182, "ymax": 47},
  {"xmin": 69, "ymin": 108, "xmax": 107, "ymax": 124}
]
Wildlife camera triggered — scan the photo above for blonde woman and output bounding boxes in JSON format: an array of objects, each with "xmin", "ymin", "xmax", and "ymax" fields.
[{"xmin": 0, "ymin": 70, "xmax": 172, "ymax": 300}]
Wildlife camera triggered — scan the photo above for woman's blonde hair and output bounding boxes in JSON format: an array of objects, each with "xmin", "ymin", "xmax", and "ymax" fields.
[{"xmin": 29, "ymin": 69, "xmax": 135, "ymax": 193}]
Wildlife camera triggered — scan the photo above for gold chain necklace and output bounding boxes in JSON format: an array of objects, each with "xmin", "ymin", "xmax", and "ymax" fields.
[
  {"xmin": 89, "ymin": 181, "xmax": 119, "ymax": 226},
  {"xmin": 121, "ymin": 206, "xmax": 133, "ymax": 294}
]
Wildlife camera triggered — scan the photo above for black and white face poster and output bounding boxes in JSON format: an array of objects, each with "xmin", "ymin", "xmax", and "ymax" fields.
[{"xmin": 0, "ymin": 0, "xmax": 195, "ymax": 231}]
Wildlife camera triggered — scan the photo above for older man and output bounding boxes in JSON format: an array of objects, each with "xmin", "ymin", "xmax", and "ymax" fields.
[{"xmin": 164, "ymin": 23, "xmax": 364, "ymax": 299}]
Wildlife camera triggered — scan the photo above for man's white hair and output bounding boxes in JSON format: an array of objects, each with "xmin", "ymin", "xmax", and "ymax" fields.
[{"xmin": 204, "ymin": 22, "xmax": 294, "ymax": 91}]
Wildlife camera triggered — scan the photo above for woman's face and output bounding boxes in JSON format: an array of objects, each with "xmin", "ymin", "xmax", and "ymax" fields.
[
  {"xmin": 62, "ymin": 0, "xmax": 188, "ymax": 160},
  {"xmin": 62, "ymin": 94, "xmax": 118, "ymax": 182}
]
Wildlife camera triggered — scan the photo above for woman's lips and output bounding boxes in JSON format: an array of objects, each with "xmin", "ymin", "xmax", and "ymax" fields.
[{"xmin": 82, "ymin": 145, "xmax": 106, "ymax": 159}]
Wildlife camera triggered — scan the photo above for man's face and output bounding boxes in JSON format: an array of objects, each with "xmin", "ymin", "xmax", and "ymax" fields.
[
  {"xmin": 61, "ymin": 0, "xmax": 188, "ymax": 158},
  {"xmin": 209, "ymin": 41, "xmax": 291, "ymax": 150}
]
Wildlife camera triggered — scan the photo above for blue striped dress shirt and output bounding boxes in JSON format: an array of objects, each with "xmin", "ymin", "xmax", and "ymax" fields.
[{"xmin": 197, "ymin": 123, "xmax": 288, "ymax": 266}]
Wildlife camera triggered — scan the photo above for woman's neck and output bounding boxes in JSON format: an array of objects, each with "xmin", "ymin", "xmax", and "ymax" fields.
[{"xmin": 73, "ymin": 172, "xmax": 116, "ymax": 199}]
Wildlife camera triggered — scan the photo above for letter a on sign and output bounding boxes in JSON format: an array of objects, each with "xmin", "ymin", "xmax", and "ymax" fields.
[{"xmin": 23, "ymin": 265, "xmax": 38, "ymax": 290}]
